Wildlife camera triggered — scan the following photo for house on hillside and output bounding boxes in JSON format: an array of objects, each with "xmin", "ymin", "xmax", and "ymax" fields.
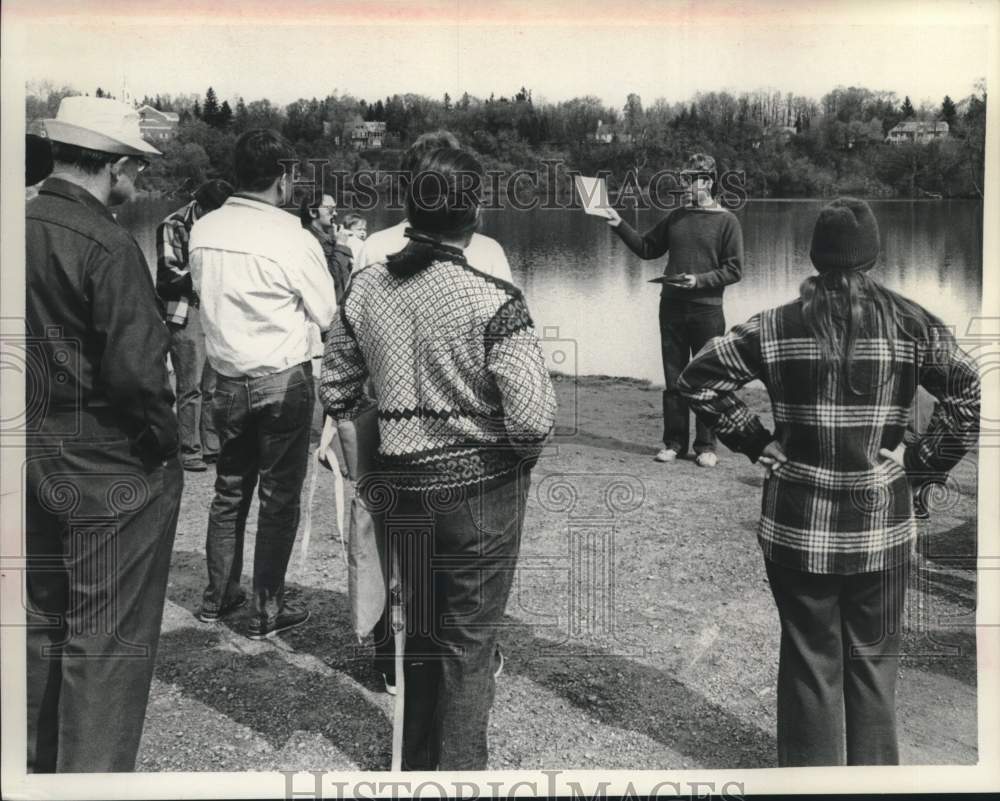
[
  {"xmin": 886, "ymin": 120, "xmax": 949, "ymax": 145},
  {"xmin": 137, "ymin": 105, "xmax": 179, "ymax": 144},
  {"xmin": 351, "ymin": 121, "xmax": 387, "ymax": 150},
  {"xmin": 592, "ymin": 119, "xmax": 632, "ymax": 145}
]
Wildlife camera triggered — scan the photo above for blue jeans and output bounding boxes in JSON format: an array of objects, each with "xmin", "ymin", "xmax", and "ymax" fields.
[
  {"xmin": 168, "ymin": 312, "xmax": 219, "ymax": 463},
  {"xmin": 202, "ymin": 362, "xmax": 315, "ymax": 620},
  {"xmin": 370, "ymin": 469, "xmax": 531, "ymax": 771},
  {"xmin": 659, "ymin": 298, "xmax": 725, "ymax": 454}
]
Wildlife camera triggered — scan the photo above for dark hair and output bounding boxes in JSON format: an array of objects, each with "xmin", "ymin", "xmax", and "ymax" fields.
[
  {"xmin": 799, "ymin": 270, "xmax": 931, "ymax": 395},
  {"xmin": 298, "ymin": 191, "xmax": 334, "ymax": 228},
  {"xmin": 341, "ymin": 213, "xmax": 365, "ymax": 229},
  {"xmin": 26, "ymin": 134, "xmax": 53, "ymax": 186},
  {"xmin": 405, "ymin": 148, "xmax": 483, "ymax": 239},
  {"xmin": 193, "ymin": 178, "xmax": 234, "ymax": 211},
  {"xmin": 401, "ymin": 130, "xmax": 461, "ymax": 178},
  {"xmin": 48, "ymin": 141, "xmax": 118, "ymax": 175},
  {"xmin": 233, "ymin": 128, "xmax": 295, "ymax": 192}
]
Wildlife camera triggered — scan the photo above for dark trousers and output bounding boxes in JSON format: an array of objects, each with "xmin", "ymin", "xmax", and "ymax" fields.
[
  {"xmin": 25, "ymin": 413, "xmax": 183, "ymax": 772},
  {"xmin": 765, "ymin": 558, "xmax": 909, "ymax": 766},
  {"xmin": 168, "ymin": 312, "xmax": 219, "ymax": 464},
  {"xmin": 659, "ymin": 298, "xmax": 725, "ymax": 454},
  {"xmin": 202, "ymin": 362, "xmax": 315, "ymax": 620},
  {"xmin": 372, "ymin": 470, "xmax": 531, "ymax": 771}
]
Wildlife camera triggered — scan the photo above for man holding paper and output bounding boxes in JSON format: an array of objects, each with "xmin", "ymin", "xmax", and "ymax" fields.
[{"xmin": 591, "ymin": 153, "xmax": 744, "ymax": 467}]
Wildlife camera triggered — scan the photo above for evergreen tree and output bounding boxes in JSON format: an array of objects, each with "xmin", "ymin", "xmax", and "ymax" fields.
[
  {"xmin": 203, "ymin": 87, "xmax": 220, "ymax": 126},
  {"xmin": 941, "ymin": 95, "xmax": 957, "ymax": 128},
  {"xmin": 900, "ymin": 95, "xmax": 915, "ymax": 119},
  {"xmin": 443, "ymin": 92, "xmax": 452, "ymax": 111},
  {"xmin": 193, "ymin": 98, "xmax": 202, "ymax": 119},
  {"xmin": 95, "ymin": 87, "xmax": 104, "ymax": 98},
  {"xmin": 217, "ymin": 100, "xmax": 233, "ymax": 128}
]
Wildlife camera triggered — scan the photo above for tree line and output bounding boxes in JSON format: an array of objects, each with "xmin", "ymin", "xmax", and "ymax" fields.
[{"xmin": 26, "ymin": 80, "xmax": 987, "ymax": 200}]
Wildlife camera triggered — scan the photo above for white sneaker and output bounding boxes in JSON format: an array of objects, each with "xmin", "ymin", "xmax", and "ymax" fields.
[
  {"xmin": 695, "ymin": 452, "xmax": 719, "ymax": 468},
  {"xmin": 654, "ymin": 448, "xmax": 679, "ymax": 463}
]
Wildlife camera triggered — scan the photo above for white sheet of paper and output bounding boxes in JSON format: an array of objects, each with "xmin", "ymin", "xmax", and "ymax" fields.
[{"xmin": 574, "ymin": 175, "xmax": 612, "ymax": 218}]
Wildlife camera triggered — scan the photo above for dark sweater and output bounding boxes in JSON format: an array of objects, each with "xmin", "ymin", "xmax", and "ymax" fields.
[{"xmin": 613, "ymin": 206, "xmax": 744, "ymax": 304}]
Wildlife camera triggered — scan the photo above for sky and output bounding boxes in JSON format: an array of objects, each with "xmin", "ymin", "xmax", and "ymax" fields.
[{"xmin": 6, "ymin": 0, "xmax": 995, "ymax": 109}]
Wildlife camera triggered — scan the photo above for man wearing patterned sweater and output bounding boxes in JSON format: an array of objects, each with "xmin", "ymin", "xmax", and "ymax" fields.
[{"xmin": 320, "ymin": 148, "xmax": 556, "ymax": 770}]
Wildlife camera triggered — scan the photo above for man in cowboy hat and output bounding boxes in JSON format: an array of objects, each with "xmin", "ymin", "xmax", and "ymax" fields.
[{"xmin": 25, "ymin": 96, "xmax": 183, "ymax": 772}]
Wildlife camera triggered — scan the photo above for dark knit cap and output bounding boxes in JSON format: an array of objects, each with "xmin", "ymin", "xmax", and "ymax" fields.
[
  {"xmin": 193, "ymin": 179, "xmax": 235, "ymax": 212},
  {"xmin": 809, "ymin": 197, "xmax": 880, "ymax": 273}
]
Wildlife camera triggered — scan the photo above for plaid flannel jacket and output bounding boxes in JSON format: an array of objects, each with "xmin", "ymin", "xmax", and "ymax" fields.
[
  {"xmin": 155, "ymin": 200, "xmax": 198, "ymax": 325},
  {"xmin": 678, "ymin": 298, "xmax": 980, "ymax": 574},
  {"xmin": 319, "ymin": 251, "xmax": 556, "ymax": 492}
]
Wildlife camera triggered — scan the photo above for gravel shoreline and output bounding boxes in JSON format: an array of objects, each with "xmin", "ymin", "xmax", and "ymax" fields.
[{"xmin": 138, "ymin": 375, "xmax": 979, "ymax": 771}]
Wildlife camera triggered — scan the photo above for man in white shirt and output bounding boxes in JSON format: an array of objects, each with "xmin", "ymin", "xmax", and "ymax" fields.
[
  {"xmin": 355, "ymin": 131, "xmax": 513, "ymax": 283},
  {"xmin": 190, "ymin": 129, "xmax": 337, "ymax": 638}
]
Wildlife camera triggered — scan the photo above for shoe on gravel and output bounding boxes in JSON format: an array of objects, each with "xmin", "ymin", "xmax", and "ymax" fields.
[
  {"xmin": 654, "ymin": 448, "xmax": 679, "ymax": 463},
  {"xmin": 695, "ymin": 452, "xmax": 719, "ymax": 468},
  {"xmin": 247, "ymin": 604, "xmax": 310, "ymax": 640},
  {"xmin": 196, "ymin": 591, "xmax": 248, "ymax": 623}
]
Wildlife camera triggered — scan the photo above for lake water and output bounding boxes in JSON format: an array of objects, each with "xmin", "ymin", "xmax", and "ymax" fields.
[{"xmin": 120, "ymin": 199, "xmax": 984, "ymax": 384}]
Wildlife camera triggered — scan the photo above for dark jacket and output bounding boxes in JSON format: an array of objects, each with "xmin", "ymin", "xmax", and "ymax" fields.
[
  {"xmin": 305, "ymin": 226, "xmax": 353, "ymax": 302},
  {"xmin": 26, "ymin": 177, "xmax": 179, "ymax": 458}
]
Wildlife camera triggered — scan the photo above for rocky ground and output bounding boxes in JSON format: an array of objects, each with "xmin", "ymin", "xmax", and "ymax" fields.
[{"xmin": 137, "ymin": 376, "xmax": 979, "ymax": 773}]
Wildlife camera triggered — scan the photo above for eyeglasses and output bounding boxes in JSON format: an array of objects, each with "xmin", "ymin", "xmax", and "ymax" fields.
[{"xmin": 135, "ymin": 159, "xmax": 149, "ymax": 173}]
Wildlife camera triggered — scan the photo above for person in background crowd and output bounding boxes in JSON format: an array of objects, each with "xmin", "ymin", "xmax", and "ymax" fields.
[
  {"xmin": 356, "ymin": 130, "xmax": 513, "ymax": 282},
  {"xmin": 25, "ymin": 96, "xmax": 182, "ymax": 772},
  {"xmin": 320, "ymin": 146, "xmax": 556, "ymax": 770},
  {"xmin": 156, "ymin": 178, "xmax": 234, "ymax": 472},
  {"xmin": 677, "ymin": 197, "xmax": 981, "ymax": 766},
  {"xmin": 189, "ymin": 129, "xmax": 337, "ymax": 638},
  {"xmin": 604, "ymin": 152, "xmax": 743, "ymax": 468},
  {"xmin": 339, "ymin": 212, "xmax": 368, "ymax": 263},
  {"xmin": 299, "ymin": 191, "xmax": 354, "ymax": 303}
]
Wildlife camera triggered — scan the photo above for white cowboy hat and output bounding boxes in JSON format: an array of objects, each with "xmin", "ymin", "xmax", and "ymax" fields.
[{"xmin": 43, "ymin": 96, "xmax": 161, "ymax": 158}]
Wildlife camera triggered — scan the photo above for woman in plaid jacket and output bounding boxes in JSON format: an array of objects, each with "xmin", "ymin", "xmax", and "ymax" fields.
[{"xmin": 678, "ymin": 197, "xmax": 980, "ymax": 766}]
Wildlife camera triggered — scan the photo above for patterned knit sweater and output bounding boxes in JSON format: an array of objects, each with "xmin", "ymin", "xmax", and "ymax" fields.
[{"xmin": 319, "ymin": 237, "xmax": 557, "ymax": 491}]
